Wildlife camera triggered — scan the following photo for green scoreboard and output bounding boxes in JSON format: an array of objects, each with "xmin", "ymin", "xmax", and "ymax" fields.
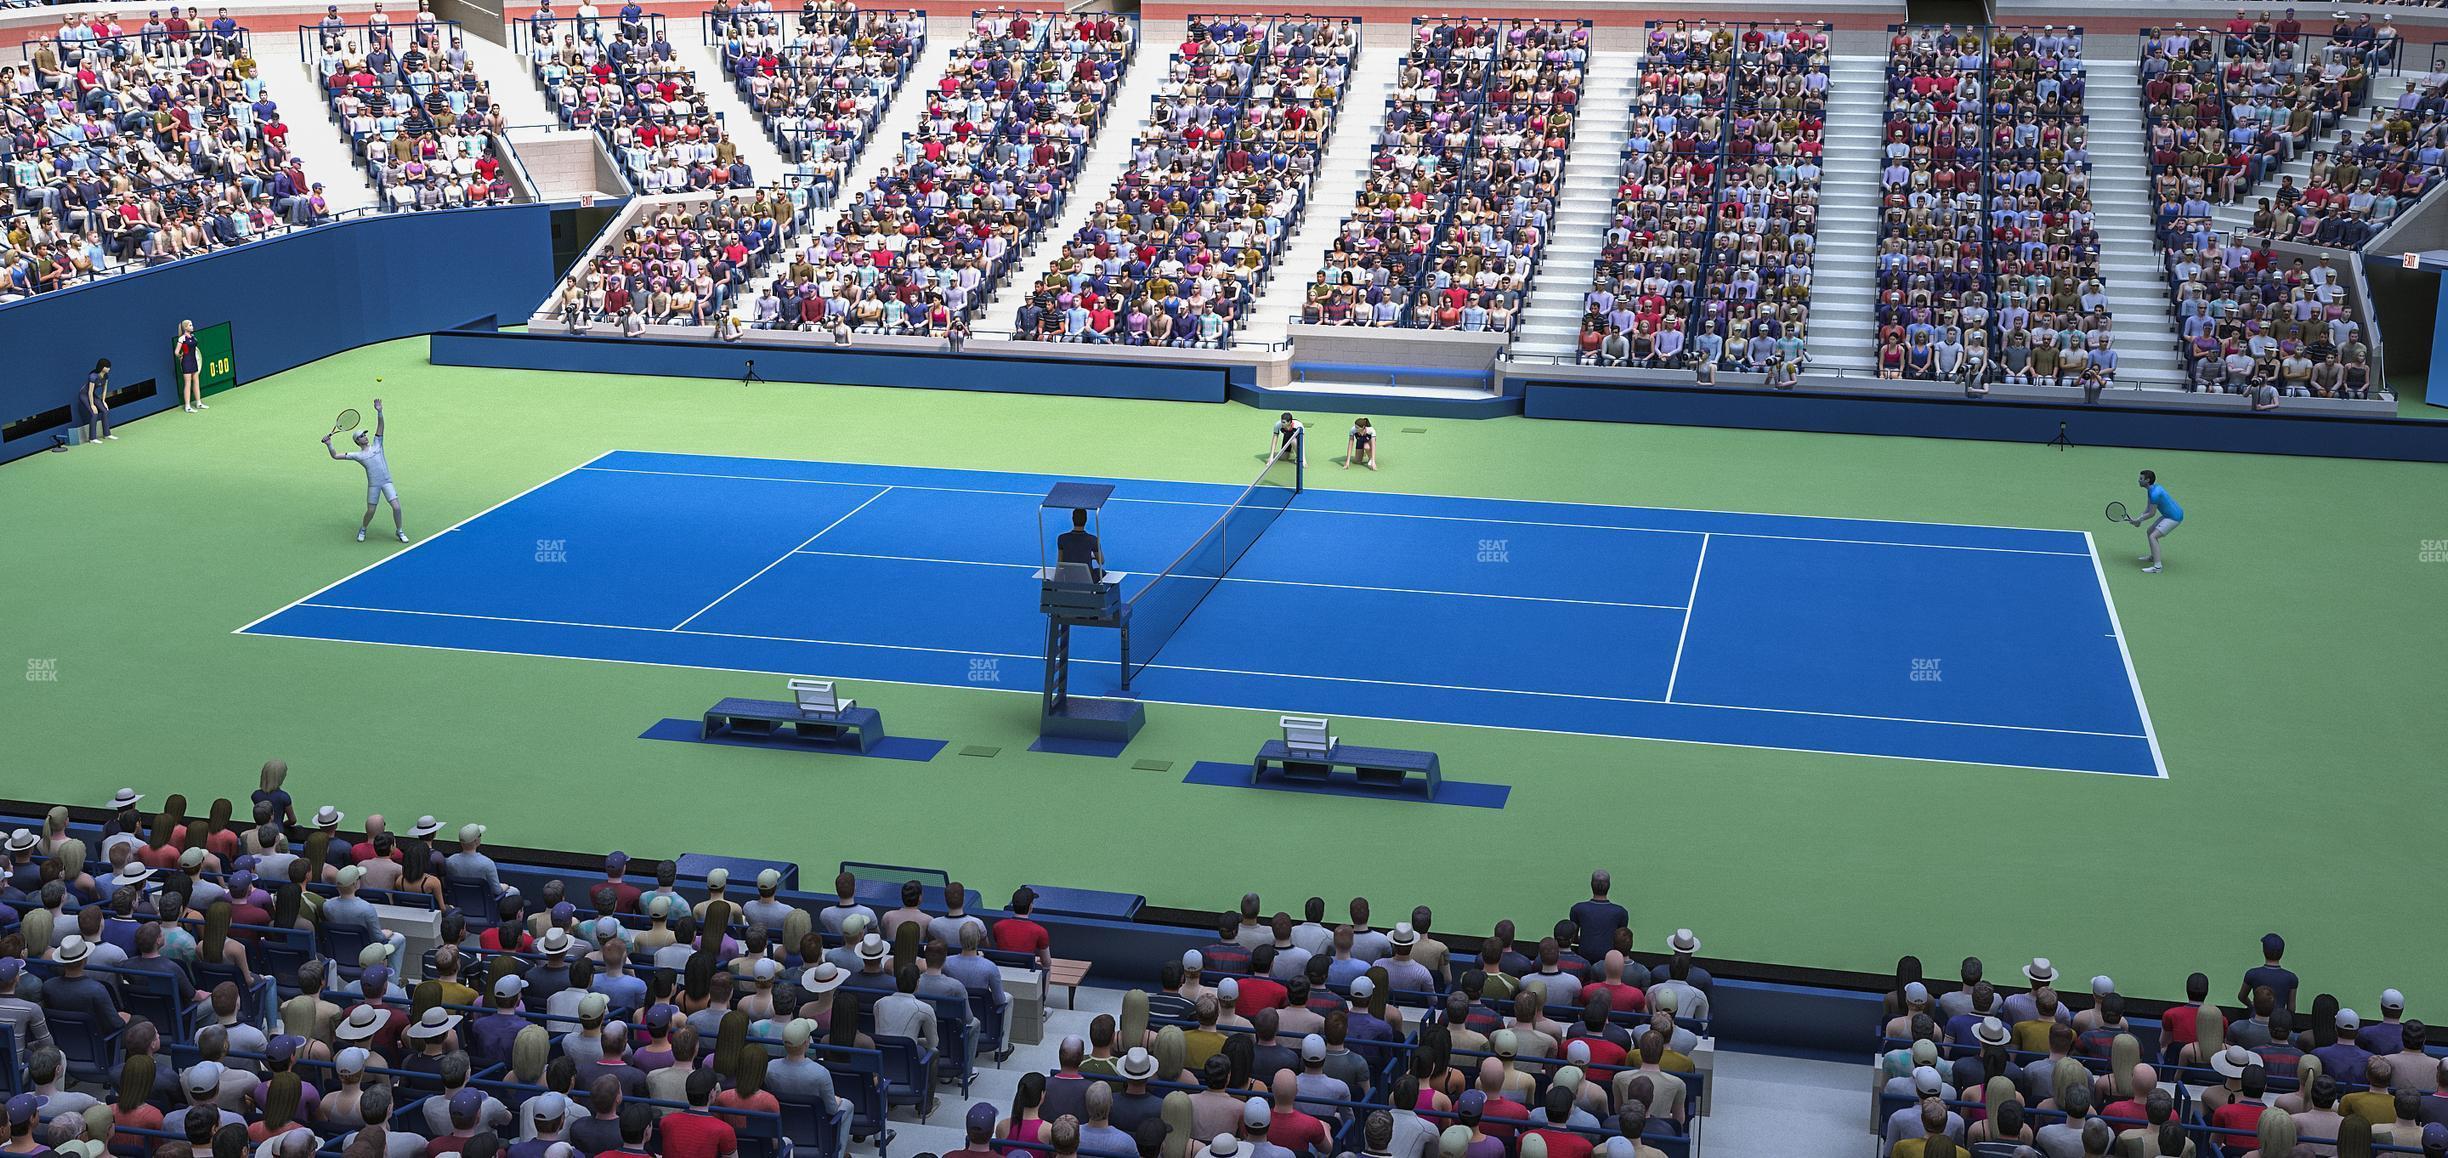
[{"xmin": 195, "ymin": 322, "xmax": 237, "ymax": 396}]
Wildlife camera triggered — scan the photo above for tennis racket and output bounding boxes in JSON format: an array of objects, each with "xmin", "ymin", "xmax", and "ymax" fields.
[
  {"xmin": 2105, "ymin": 500, "xmax": 2130, "ymax": 525},
  {"xmin": 330, "ymin": 408, "xmax": 361, "ymax": 436}
]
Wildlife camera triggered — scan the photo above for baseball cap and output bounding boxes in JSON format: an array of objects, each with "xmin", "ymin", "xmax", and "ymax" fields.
[
  {"xmin": 1351, "ymin": 976, "xmax": 1375, "ymax": 999},
  {"xmin": 1913, "ymin": 1066, "xmax": 1943, "ymax": 1095},
  {"xmin": 604, "ymin": 851, "xmax": 630, "ymax": 871},
  {"xmin": 458, "ymin": 823, "xmax": 485, "ymax": 843},
  {"xmin": 967, "ymin": 1104, "xmax": 997, "ymax": 1132},
  {"xmin": 532, "ymin": 1093, "xmax": 569, "ymax": 1121},
  {"xmin": 336, "ymin": 1048, "xmax": 370, "ymax": 1075},
  {"xmin": 2384, "ymin": 988, "xmax": 2407, "ymax": 1011},
  {"xmin": 6, "ymin": 1094, "xmax": 42, "ymax": 1126},
  {"xmin": 184, "ymin": 1061, "xmax": 225, "ymax": 1096},
  {"xmin": 179, "ymin": 847, "xmax": 206, "ymax": 869},
  {"xmin": 1217, "ymin": 977, "xmax": 1239, "ymax": 1001},
  {"xmin": 335, "ymin": 865, "xmax": 365, "ymax": 888},
  {"xmin": 782, "ymin": 1019, "xmax": 815, "ymax": 1047},
  {"xmin": 450, "ymin": 1088, "xmax": 485, "ymax": 1120},
  {"xmin": 1241, "ymin": 1099, "xmax": 1270, "ymax": 1129},
  {"xmin": 1300, "ymin": 1034, "xmax": 1325, "ymax": 1062},
  {"xmin": 2338, "ymin": 1008, "xmax": 2362, "ymax": 1030},
  {"xmin": 1456, "ymin": 1090, "xmax": 1487, "ymax": 1117},
  {"xmin": 757, "ymin": 869, "xmax": 781, "ymax": 891},
  {"xmin": 1182, "ymin": 950, "xmax": 1203, "ymax": 971},
  {"xmin": 494, "ymin": 974, "xmax": 529, "ymax": 999},
  {"xmin": 2090, "ymin": 976, "xmax": 2114, "ymax": 997},
  {"xmin": 706, "ymin": 868, "xmax": 729, "ymax": 889},
  {"xmin": 0, "ymin": 960, "xmax": 22, "ymax": 985},
  {"xmin": 2426, "ymin": 1123, "xmax": 2448, "ymax": 1151},
  {"xmin": 267, "ymin": 1036, "xmax": 303, "ymax": 1063},
  {"xmin": 1904, "ymin": 982, "xmax": 1929, "ymax": 1005}
]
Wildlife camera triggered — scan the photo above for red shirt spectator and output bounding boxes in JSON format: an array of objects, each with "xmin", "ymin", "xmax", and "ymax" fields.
[{"xmin": 657, "ymin": 1110, "xmax": 737, "ymax": 1158}]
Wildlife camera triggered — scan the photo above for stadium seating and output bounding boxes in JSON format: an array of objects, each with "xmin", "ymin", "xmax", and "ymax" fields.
[
  {"xmin": 308, "ymin": 16, "xmax": 520, "ymax": 211},
  {"xmin": 523, "ymin": 8, "xmax": 752, "ymax": 192},
  {"xmin": 710, "ymin": 6, "xmax": 928, "ymax": 206},
  {"xmin": 1304, "ymin": 17, "xmax": 1588, "ymax": 334},
  {"xmin": 741, "ymin": 8, "xmax": 1138, "ymax": 335},
  {"xmin": 1575, "ymin": 21, "xmax": 1829, "ymax": 372},
  {"xmin": 1010, "ymin": 14, "xmax": 1359, "ymax": 346},
  {"xmin": 554, "ymin": 189, "xmax": 797, "ymax": 327},
  {"xmin": 2, "ymin": 22, "xmax": 318, "ymax": 299}
]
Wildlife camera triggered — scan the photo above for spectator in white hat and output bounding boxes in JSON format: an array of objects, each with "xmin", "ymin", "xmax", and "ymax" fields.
[
  {"xmin": 2315, "ymin": 1009, "xmax": 2372, "ymax": 1085},
  {"xmin": 1882, "ymin": 1068, "xmax": 1959, "ymax": 1154},
  {"xmin": 1885, "ymin": 983, "xmax": 1936, "ymax": 1040},
  {"xmin": 1648, "ymin": 937, "xmax": 1709, "ymax": 1022},
  {"xmin": 2361, "ymin": 991, "xmax": 2410, "ymax": 1056},
  {"xmin": 2001, "ymin": 959, "xmax": 2062, "ymax": 1028}
]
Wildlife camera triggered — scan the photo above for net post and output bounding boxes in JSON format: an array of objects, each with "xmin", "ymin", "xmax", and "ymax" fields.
[{"xmin": 1295, "ymin": 428, "xmax": 1305, "ymax": 492}]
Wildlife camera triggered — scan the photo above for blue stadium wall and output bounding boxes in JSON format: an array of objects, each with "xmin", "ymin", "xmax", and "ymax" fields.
[{"xmin": 0, "ymin": 206, "xmax": 556, "ymax": 466}]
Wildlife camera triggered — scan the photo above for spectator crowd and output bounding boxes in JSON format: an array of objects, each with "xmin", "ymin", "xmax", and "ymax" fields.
[
  {"xmin": 311, "ymin": 6, "xmax": 518, "ymax": 211},
  {"xmin": 5, "ymin": 14, "xmax": 328, "ymax": 299},
  {"xmin": 1012, "ymin": 14, "xmax": 1357, "ymax": 346},
  {"xmin": 712, "ymin": 4, "xmax": 926, "ymax": 206},
  {"xmin": 735, "ymin": 9, "xmax": 1137, "ymax": 336},
  {"xmin": 525, "ymin": 0, "xmax": 751, "ymax": 192}
]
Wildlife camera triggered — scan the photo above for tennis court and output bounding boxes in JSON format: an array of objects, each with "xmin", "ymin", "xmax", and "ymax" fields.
[{"xmin": 237, "ymin": 449, "xmax": 2163, "ymax": 777}]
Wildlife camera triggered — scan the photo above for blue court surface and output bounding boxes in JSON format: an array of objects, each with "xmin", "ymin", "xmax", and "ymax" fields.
[{"xmin": 239, "ymin": 451, "xmax": 2165, "ymax": 777}]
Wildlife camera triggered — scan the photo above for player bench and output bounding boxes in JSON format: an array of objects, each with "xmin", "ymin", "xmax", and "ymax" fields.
[
  {"xmin": 702, "ymin": 697, "xmax": 887, "ymax": 754},
  {"xmin": 1253, "ymin": 739, "xmax": 1441, "ymax": 798}
]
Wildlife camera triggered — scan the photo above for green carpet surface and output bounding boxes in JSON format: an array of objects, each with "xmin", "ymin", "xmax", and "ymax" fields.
[{"xmin": 4, "ymin": 337, "xmax": 2445, "ymax": 1008}]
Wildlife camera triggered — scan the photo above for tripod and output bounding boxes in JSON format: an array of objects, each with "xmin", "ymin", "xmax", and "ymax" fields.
[
  {"xmin": 741, "ymin": 359, "xmax": 765, "ymax": 387},
  {"xmin": 2047, "ymin": 421, "xmax": 2073, "ymax": 451}
]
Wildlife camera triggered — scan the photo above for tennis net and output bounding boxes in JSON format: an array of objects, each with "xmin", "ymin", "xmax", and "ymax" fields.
[{"xmin": 1120, "ymin": 438, "xmax": 1303, "ymax": 690}]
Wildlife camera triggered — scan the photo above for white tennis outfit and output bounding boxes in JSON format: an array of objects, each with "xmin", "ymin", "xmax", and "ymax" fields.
[{"xmin": 344, "ymin": 436, "xmax": 398, "ymax": 504}]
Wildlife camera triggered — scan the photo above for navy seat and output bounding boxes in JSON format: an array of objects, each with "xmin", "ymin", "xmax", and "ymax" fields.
[
  {"xmin": 444, "ymin": 879, "xmax": 499, "ymax": 929},
  {"xmin": 874, "ymin": 1034, "xmax": 936, "ymax": 1121},
  {"xmin": 46, "ymin": 1007, "xmax": 123, "ymax": 1086},
  {"xmin": 115, "ymin": 967, "xmax": 203, "ymax": 1044},
  {"xmin": 967, "ymin": 987, "xmax": 1009, "ymax": 1064},
  {"xmin": 775, "ymin": 1093, "xmax": 852, "ymax": 1158},
  {"xmin": 821, "ymin": 1047, "xmax": 893, "ymax": 1158}
]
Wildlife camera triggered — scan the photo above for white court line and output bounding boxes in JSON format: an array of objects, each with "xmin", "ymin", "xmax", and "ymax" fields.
[
  {"xmin": 233, "ymin": 450, "xmax": 615, "ymax": 636},
  {"xmin": 282, "ymin": 601, "xmax": 2149, "ymax": 742},
  {"xmin": 580, "ymin": 465, "xmax": 2090, "ymax": 557},
  {"xmin": 1663, "ymin": 534, "xmax": 1710, "ymax": 703},
  {"xmin": 236, "ymin": 619, "xmax": 2162, "ymax": 779},
  {"xmin": 790, "ymin": 549, "xmax": 1691, "ymax": 612},
  {"xmin": 592, "ymin": 451, "xmax": 2089, "ymax": 538},
  {"xmin": 2086, "ymin": 530, "xmax": 2170, "ymax": 780},
  {"xmin": 670, "ymin": 486, "xmax": 893, "ymax": 632}
]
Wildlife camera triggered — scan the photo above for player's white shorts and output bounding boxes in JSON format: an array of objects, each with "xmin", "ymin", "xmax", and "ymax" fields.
[
  {"xmin": 368, "ymin": 482, "xmax": 400, "ymax": 505},
  {"xmin": 2150, "ymin": 517, "xmax": 2179, "ymax": 537}
]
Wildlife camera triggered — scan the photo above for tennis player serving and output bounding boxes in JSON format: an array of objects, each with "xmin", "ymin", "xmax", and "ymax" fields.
[
  {"xmin": 325, "ymin": 397, "xmax": 407, "ymax": 543},
  {"xmin": 2124, "ymin": 469, "xmax": 2183, "ymax": 574}
]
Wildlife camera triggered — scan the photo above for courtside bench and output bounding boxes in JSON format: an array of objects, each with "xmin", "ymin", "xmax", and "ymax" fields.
[
  {"xmin": 703, "ymin": 697, "xmax": 887, "ymax": 753},
  {"xmin": 1253, "ymin": 739, "xmax": 1440, "ymax": 797}
]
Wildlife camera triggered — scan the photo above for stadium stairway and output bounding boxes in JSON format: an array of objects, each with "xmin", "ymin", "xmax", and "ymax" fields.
[
  {"xmin": 2081, "ymin": 58, "xmax": 2191, "ymax": 389},
  {"xmin": 1803, "ymin": 53, "xmax": 1887, "ymax": 376},
  {"xmin": 260, "ymin": 31, "xmax": 381, "ymax": 214},
  {"xmin": 972, "ymin": 27, "xmax": 1171, "ymax": 335},
  {"xmin": 685, "ymin": 25, "xmax": 795, "ymax": 190},
  {"xmin": 747, "ymin": 20, "xmax": 961, "ymax": 280},
  {"xmin": 2210, "ymin": 71, "xmax": 2415, "ymax": 235},
  {"xmin": 1232, "ymin": 38, "xmax": 1403, "ymax": 348},
  {"xmin": 460, "ymin": 30, "xmax": 561, "ymax": 130},
  {"xmin": 1508, "ymin": 48, "xmax": 1643, "ymax": 362}
]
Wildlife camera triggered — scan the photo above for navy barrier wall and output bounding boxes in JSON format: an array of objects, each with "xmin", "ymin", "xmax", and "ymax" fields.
[
  {"xmin": 430, "ymin": 327, "xmax": 1237, "ymax": 402},
  {"xmin": 0, "ymin": 206, "xmax": 556, "ymax": 466},
  {"xmin": 1523, "ymin": 380, "xmax": 2448, "ymax": 462}
]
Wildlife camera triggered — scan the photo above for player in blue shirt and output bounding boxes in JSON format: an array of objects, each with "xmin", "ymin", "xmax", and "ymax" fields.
[{"xmin": 2127, "ymin": 469, "xmax": 2184, "ymax": 574}]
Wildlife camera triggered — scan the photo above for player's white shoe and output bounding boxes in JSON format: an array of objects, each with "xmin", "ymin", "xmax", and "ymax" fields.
[
  {"xmin": 103, "ymin": 434, "xmax": 118, "ymax": 440},
  {"xmin": 2142, "ymin": 565, "xmax": 2162, "ymax": 574},
  {"xmin": 196, "ymin": 402, "xmax": 208, "ymax": 409},
  {"xmin": 356, "ymin": 529, "xmax": 367, "ymax": 542},
  {"xmin": 183, "ymin": 405, "xmax": 195, "ymax": 413},
  {"xmin": 397, "ymin": 532, "xmax": 410, "ymax": 543}
]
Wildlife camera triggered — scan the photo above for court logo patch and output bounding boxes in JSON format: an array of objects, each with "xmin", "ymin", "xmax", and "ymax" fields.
[
  {"xmin": 968, "ymin": 657, "xmax": 1000, "ymax": 684},
  {"xmin": 1910, "ymin": 658, "xmax": 1943, "ymax": 683},
  {"xmin": 1476, "ymin": 538, "xmax": 1509, "ymax": 564},
  {"xmin": 535, "ymin": 538, "xmax": 568, "ymax": 564},
  {"xmin": 24, "ymin": 658, "xmax": 58, "ymax": 683}
]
